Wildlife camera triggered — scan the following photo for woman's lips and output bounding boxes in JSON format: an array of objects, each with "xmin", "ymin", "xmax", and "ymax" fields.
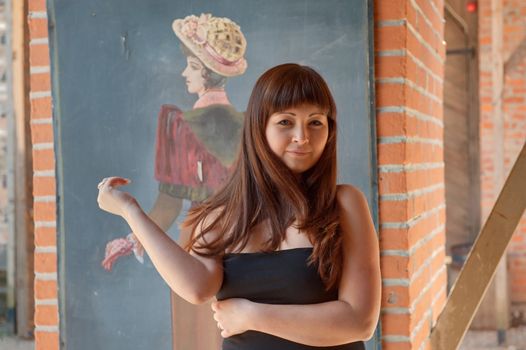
[{"xmin": 287, "ymin": 150, "xmax": 311, "ymax": 156}]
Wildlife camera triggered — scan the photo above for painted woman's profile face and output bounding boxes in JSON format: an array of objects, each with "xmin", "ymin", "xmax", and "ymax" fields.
[{"xmin": 181, "ymin": 56, "xmax": 207, "ymax": 95}]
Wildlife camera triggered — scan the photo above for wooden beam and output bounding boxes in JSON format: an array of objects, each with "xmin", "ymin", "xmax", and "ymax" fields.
[
  {"xmin": 11, "ymin": 0, "xmax": 33, "ymax": 338},
  {"xmin": 490, "ymin": 0, "xmax": 508, "ymax": 338},
  {"xmin": 430, "ymin": 141, "xmax": 526, "ymax": 350},
  {"xmin": 504, "ymin": 36, "xmax": 526, "ymax": 76}
]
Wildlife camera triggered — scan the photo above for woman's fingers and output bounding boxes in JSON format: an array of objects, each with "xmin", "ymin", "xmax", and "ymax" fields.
[
  {"xmin": 211, "ymin": 302, "xmax": 230, "ymax": 336},
  {"xmin": 108, "ymin": 177, "xmax": 131, "ymax": 187},
  {"xmin": 98, "ymin": 177, "xmax": 131, "ymax": 190}
]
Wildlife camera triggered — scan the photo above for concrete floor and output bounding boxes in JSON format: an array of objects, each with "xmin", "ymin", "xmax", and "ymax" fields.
[
  {"xmin": 0, "ymin": 327, "xmax": 524, "ymax": 350},
  {"xmin": 461, "ymin": 326, "xmax": 526, "ymax": 350},
  {"xmin": 0, "ymin": 336, "xmax": 34, "ymax": 350}
]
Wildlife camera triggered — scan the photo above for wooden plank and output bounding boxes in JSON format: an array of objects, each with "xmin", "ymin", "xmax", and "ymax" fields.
[
  {"xmin": 465, "ymin": 0, "xmax": 481, "ymax": 246},
  {"xmin": 504, "ymin": 36, "xmax": 526, "ymax": 76},
  {"xmin": 11, "ymin": 0, "xmax": 33, "ymax": 338},
  {"xmin": 443, "ymin": 0, "xmax": 476, "ymax": 264},
  {"xmin": 430, "ymin": 141, "xmax": 526, "ymax": 350},
  {"xmin": 490, "ymin": 0, "xmax": 507, "ymax": 335}
]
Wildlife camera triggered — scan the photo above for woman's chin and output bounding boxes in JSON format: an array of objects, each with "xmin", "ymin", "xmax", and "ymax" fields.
[{"xmin": 286, "ymin": 164, "xmax": 313, "ymax": 175}]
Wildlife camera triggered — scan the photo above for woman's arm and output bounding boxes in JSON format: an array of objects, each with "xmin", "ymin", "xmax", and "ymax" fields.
[
  {"xmin": 102, "ymin": 192, "xmax": 182, "ymax": 269},
  {"xmin": 127, "ymin": 192, "xmax": 183, "ymax": 261},
  {"xmin": 215, "ymin": 299, "xmax": 371, "ymax": 346},
  {"xmin": 97, "ymin": 176, "xmax": 223, "ymax": 304},
  {"xmin": 212, "ymin": 184, "xmax": 381, "ymax": 345},
  {"xmin": 123, "ymin": 202, "xmax": 223, "ymax": 304}
]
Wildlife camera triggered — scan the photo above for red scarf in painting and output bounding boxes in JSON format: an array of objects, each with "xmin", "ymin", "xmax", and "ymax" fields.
[{"xmin": 154, "ymin": 102, "xmax": 243, "ymax": 202}]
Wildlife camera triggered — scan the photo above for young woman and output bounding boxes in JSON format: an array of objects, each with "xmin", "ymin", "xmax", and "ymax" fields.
[{"xmin": 97, "ymin": 63, "xmax": 381, "ymax": 349}]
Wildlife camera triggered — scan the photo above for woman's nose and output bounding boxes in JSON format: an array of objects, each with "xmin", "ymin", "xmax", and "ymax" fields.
[{"xmin": 292, "ymin": 127, "xmax": 309, "ymax": 144}]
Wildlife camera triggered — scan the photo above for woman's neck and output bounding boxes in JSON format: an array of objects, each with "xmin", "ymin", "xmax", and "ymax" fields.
[{"xmin": 193, "ymin": 88, "xmax": 231, "ymax": 109}]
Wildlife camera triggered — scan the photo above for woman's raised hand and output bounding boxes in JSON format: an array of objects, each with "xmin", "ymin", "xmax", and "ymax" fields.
[{"xmin": 97, "ymin": 176, "xmax": 137, "ymax": 217}]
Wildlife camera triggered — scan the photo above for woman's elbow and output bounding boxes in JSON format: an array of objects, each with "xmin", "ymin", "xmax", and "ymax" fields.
[
  {"xmin": 170, "ymin": 286, "xmax": 212, "ymax": 305},
  {"xmin": 340, "ymin": 325, "xmax": 376, "ymax": 344},
  {"xmin": 180, "ymin": 295, "xmax": 208, "ymax": 305},
  {"xmin": 356, "ymin": 318, "xmax": 378, "ymax": 342},
  {"xmin": 341, "ymin": 303, "xmax": 379, "ymax": 342},
  {"xmin": 341, "ymin": 316, "xmax": 378, "ymax": 343},
  {"xmin": 183, "ymin": 290, "xmax": 214, "ymax": 305},
  {"xmin": 361, "ymin": 323, "xmax": 377, "ymax": 341},
  {"xmin": 171, "ymin": 277, "xmax": 221, "ymax": 305},
  {"xmin": 185, "ymin": 294, "xmax": 206, "ymax": 305}
]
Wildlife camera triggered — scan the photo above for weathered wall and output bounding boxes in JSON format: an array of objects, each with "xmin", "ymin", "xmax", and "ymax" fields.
[
  {"xmin": 502, "ymin": 0, "xmax": 526, "ymax": 307},
  {"xmin": 478, "ymin": 0, "xmax": 526, "ymax": 307}
]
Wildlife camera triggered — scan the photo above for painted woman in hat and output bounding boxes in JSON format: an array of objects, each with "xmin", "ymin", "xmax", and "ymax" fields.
[{"xmin": 101, "ymin": 14, "xmax": 247, "ymax": 269}]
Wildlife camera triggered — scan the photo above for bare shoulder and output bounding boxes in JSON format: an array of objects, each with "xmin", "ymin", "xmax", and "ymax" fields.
[
  {"xmin": 336, "ymin": 184, "xmax": 376, "ymax": 244},
  {"xmin": 194, "ymin": 206, "xmax": 226, "ymax": 243},
  {"xmin": 336, "ymin": 184, "xmax": 368, "ymax": 210},
  {"xmin": 179, "ymin": 206, "xmax": 225, "ymax": 251},
  {"xmin": 199, "ymin": 206, "xmax": 224, "ymax": 230}
]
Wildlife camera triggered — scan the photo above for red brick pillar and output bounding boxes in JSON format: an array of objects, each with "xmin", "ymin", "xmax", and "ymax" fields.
[
  {"xmin": 374, "ymin": 0, "xmax": 447, "ymax": 348},
  {"xmin": 28, "ymin": 0, "xmax": 59, "ymax": 349}
]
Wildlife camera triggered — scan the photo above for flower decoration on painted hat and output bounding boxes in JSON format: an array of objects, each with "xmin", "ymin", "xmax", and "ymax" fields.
[{"xmin": 172, "ymin": 13, "xmax": 248, "ymax": 77}]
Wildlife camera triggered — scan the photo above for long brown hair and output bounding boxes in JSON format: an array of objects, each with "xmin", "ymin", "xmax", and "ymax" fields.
[{"xmin": 182, "ymin": 63, "xmax": 342, "ymax": 290}]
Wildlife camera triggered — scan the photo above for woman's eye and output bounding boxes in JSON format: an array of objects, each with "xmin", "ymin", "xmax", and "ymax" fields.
[
  {"xmin": 310, "ymin": 120, "xmax": 324, "ymax": 126},
  {"xmin": 278, "ymin": 120, "xmax": 291, "ymax": 126}
]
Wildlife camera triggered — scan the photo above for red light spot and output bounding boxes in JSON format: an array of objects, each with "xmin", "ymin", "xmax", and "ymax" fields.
[{"xmin": 467, "ymin": 1, "xmax": 477, "ymax": 13}]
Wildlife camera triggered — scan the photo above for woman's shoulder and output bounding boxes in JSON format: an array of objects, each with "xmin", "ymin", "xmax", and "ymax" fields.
[
  {"xmin": 336, "ymin": 183, "xmax": 368, "ymax": 209},
  {"xmin": 194, "ymin": 205, "xmax": 225, "ymax": 232},
  {"xmin": 336, "ymin": 184, "xmax": 364, "ymax": 201}
]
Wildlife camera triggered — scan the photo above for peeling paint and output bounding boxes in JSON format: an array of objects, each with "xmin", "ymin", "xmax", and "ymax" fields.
[
  {"xmin": 121, "ymin": 31, "xmax": 130, "ymax": 60},
  {"xmin": 387, "ymin": 291, "xmax": 398, "ymax": 304}
]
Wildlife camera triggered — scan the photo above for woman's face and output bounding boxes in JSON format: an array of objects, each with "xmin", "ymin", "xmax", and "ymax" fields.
[
  {"xmin": 265, "ymin": 103, "xmax": 329, "ymax": 174},
  {"xmin": 181, "ymin": 56, "xmax": 207, "ymax": 95}
]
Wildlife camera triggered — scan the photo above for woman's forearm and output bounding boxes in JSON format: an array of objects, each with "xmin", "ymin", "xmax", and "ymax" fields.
[
  {"xmin": 122, "ymin": 201, "xmax": 220, "ymax": 304},
  {"xmin": 248, "ymin": 300, "xmax": 376, "ymax": 346}
]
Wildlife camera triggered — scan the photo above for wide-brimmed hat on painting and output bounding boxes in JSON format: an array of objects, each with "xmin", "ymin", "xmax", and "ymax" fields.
[{"xmin": 172, "ymin": 13, "xmax": 248, "ymax": 77}]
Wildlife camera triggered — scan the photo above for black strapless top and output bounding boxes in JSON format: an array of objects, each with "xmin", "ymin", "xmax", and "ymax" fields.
[{"xmin": 216, "ymin": 247, "xmax": 365, "ymax": 350}]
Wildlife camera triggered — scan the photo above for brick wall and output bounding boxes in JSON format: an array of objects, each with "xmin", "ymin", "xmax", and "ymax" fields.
[
  {"xmin": 374, "ymin": 0, "xmax": 447, "ymax": 349},
  {"xmin": 28, "ymin": 0, "xmax": 59, "ymax": 348},
  {"xmin": 479, "ymin": 0, "xmax": 526, "ymax": 305}
]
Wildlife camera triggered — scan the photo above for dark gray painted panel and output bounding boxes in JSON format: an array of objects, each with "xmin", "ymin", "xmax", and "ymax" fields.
[{"xmin": 48, "ymin": 0, "xmax": 378, "ymax": 349}]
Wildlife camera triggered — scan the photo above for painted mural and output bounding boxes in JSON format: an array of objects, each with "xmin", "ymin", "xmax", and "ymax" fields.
[
  {"xmin": 101, "ymin": 13, "xmax": 247, "ymax": 272},
  {"xmin": 99, "ymin": 13, "xmax": 248, "ymax": 350}
]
